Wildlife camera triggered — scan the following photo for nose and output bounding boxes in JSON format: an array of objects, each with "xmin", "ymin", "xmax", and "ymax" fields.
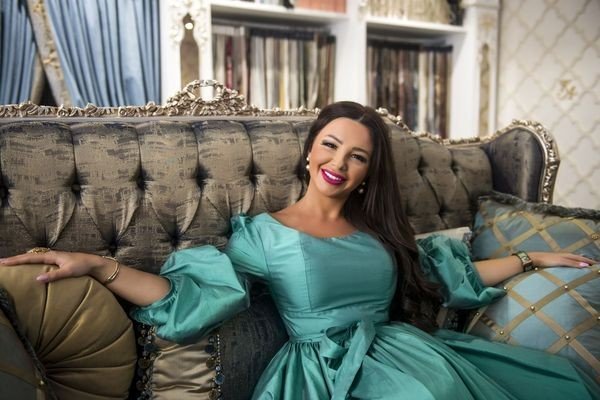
[{"xmin": 333, "ymin": 153, "xmax": 348, "ymax": 171}]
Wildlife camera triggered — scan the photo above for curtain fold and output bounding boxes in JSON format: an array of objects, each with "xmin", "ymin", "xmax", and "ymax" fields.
[
  {"xmin": 44, "ymin": 0, "xmax": 160, "ymax": 107},
  {"xmin": 0, "ymin": 0, "xmax": 43, "ymax": 104}
]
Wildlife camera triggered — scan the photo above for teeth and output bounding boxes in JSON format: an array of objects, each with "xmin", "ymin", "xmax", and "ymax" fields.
[{"xmin": 323, "ymin": 170, "xmax": 342, "ymax": 182}]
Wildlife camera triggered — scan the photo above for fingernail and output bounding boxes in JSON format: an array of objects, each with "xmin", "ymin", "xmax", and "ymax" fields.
[
  {"xmin": 36, "ymin": 275, "xmax": 48, "ymax": 282},
  {"xmin": 578, "ymin": 262, "xmax": 590, "ymax": 267},
  {"xmin": 0, "ymin": 259, "xmax": 5, "ymax": 264}
]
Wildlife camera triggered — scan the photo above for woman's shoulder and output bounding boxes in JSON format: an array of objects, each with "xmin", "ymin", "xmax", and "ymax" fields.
[{"xmin": 230, "ymin": 212, "xmax": 279, "ymax": 235}]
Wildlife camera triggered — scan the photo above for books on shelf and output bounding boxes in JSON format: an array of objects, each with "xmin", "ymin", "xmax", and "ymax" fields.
[
  {"xmin": 295, "ymin": 0, "xmax": 346, "ymax": 12},
  {"xmin": 367, "ymin": 40, "xmax": 451, "ymax": 138},
  {"xmin": 213, "ymin": 23, "xmax": 336, "ymax": 109}
]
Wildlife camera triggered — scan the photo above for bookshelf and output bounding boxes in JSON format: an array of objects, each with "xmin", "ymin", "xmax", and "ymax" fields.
[{"xmin": 160, "ymin": 0, "xmax": 499, "ymax": 138}]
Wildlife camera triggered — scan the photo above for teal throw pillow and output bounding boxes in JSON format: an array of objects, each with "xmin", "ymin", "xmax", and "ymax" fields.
[
  {"xmin": 470, "ymin": 192, "xmax": 599, "ymax": 261},
  {"xmin": 468, "ymin": 192, "xmax": 600, "ymax": 383}
]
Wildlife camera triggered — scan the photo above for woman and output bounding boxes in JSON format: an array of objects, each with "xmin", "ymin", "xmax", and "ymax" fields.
[{"xmin": 1, "ymin": 102, "xmax": 598, "ymax": 399}]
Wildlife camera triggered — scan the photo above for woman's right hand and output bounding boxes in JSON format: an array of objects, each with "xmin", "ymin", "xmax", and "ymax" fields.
[
  {"xmin": 1, "ymin": 249, "xmax": 171, "ymax": 306},
  {"xmin": 0, "ymin": 250, "xmax": 112, "ymax": 283}
]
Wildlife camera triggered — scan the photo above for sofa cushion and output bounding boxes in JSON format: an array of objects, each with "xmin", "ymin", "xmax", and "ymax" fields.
[
  {"xmin": 142, "ymin": 289, "xmax": 287, "ymax": 400},
  {"xmin": 468, "ymin": 193, "xmax": 600, "ymax": 383},
  {"xmin": 142, "ymin": 331, "xmax": 218, "ymax": 400},
  {"xmin": 0, "ymin": 264, "xmax": 137, "ymax": 399}
]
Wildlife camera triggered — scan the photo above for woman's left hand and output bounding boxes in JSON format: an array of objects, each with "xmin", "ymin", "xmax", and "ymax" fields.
[
  {"xmin": 528, "ymin": 252, "xmax": 597, "ymax": 269},
  {"xmin": 474, "ymin": 251, "xmax": 597, "ymax": 286}
]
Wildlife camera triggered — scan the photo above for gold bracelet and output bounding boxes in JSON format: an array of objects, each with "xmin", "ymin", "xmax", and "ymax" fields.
[
  {"xmin": 101, "ymin": 256, "xmax": 120, "ymax": 285},
  {"xmin": 27, "ymin": 247, "xmax": 51, "ymax": 254}
]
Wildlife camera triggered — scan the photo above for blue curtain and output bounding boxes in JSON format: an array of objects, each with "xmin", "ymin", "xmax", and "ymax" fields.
[
  {"xmin": 46, "ymin": 0, "xmax": 160, "ymax": 107},
  {"xmin": 0, "ymin": 0, "xmax": 38, "ymax": 104}
]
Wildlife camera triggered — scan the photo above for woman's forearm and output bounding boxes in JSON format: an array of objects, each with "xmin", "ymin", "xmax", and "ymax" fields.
[
  {"xmin": 90, "ymin": 256, "xmax": 171, "ymax": 306},
  {"xmin": 473, "ymin": 255, "xmax": 524, "ymax": 286},
  {"xmin": 1, "ymin": 250, "xmax": 173, "ymax": 307}
]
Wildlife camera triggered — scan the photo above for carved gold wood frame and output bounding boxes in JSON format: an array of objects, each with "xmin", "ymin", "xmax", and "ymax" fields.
[
  {"xmin": 0, "ymin": 80, "xmax": 319, "ymax": 118},
  {"xmin": 440, "ymin": 119, "xmax": 559, "ymax": 204},
  {"xmin": 0, "ymin": 80, "xmax": 559, "ymax": 203}
]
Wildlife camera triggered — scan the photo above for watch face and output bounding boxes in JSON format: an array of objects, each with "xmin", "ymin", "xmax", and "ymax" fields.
[{"xmin": 515, "ymin": 251, "xmax": 533, "ymax": 271}]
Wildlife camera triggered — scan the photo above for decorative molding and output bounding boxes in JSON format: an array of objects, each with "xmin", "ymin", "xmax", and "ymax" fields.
[
  {"xmin": 374, "ymin": 107, "xmax": 411, "ymax": 132},
  {"xmin": 477, "ymin": 11, "xmax": 498, "ymax": 62},
  {"xmin": 167, "ymin": 0, "xmax": 210, "ymax": 53},
  {"xmin": 461, "ymin": 0, "xmax": 499, "ymax": 9},
  {"xmin": 0, "ymin": 80, "xmax": 320, "ymax": 118}
]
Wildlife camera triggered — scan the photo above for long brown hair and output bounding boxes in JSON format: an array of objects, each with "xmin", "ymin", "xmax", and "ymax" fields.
[{"xmin": 301, "ymin": 101, "xmax": 442, "ymax": 332}]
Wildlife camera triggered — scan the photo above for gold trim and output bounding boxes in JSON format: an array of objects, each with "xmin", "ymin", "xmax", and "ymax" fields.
[
  {"xmin": 439, "ymin": 120, "xmax": 559, "ymax": 203},
  {"xmin": 498, "ymin": 120, "xmax": 560, "ymax": 204},
  {"xmin": 0, "ymin": 80, "xmax": 320, "ymax": 119},
  {"xmin": 27, "ymin": 247, "xmax": 51, "ymax": 254}
]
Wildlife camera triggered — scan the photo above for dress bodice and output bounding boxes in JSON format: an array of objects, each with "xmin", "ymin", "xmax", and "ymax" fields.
[{"xmin": 231, "ymin": 213, "xmax": 396, "ymax": 341}]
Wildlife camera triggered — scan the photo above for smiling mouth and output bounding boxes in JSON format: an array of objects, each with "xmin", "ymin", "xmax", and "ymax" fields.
[{"xmin": 321, "ymin": 169, "xmax": 346, "ymax": 185}]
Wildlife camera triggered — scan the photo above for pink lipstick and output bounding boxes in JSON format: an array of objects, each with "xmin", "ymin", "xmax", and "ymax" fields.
[{"xmin": 321, "ymin": 169, "xmax": 346, "ymax": 185}]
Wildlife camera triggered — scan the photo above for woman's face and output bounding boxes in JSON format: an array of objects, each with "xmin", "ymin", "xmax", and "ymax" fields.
[{"xmin": 307, "ymin": 117, "xmax": 373, "ymax": 200}]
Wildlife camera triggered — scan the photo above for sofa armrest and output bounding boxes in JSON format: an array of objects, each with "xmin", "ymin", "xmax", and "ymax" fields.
[{"xmin": 480, "ymin": 120, "xmax": 560, "ymax": 203}]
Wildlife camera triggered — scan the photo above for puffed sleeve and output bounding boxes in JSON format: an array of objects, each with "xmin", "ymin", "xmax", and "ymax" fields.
[
  {"xmin": 130, "ymin": 214, "xmax": 269, "ymax": 343},
  {"xmin": 223, "ymin": 214, "xmax": 269, "ymax": 281},
  {"xmin": 130, "ymin": 246, "xmax": 248, "ymax": 343},
  {"xmin": 417, "ymin": 235, "xmax": 505, "ymax": 309}
]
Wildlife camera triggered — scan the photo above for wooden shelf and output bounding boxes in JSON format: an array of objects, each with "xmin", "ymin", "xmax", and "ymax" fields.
[
  {"xmin": 366, "ymin": 15, "xmax": 466, "ymax": 37},
  {"xmin": 210, "ymin": 0, "xmax": 347, "ymax": 24}
]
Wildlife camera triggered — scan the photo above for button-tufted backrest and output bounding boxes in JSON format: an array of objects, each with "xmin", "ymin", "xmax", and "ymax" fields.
[{"xmin": 0, "ymin": 116, "xmax": 502, "ymax": 272}]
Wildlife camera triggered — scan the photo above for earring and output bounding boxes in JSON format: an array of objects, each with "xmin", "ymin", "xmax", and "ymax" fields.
[
  {"xmin": 305, "ymin": 156, "xmax": 310, "ymax": 171},
  {"xmin": 358, "ymin": 181, "xmax": 366, "ymax": 194}
]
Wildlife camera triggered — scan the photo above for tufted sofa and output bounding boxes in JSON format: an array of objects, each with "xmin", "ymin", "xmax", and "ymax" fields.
[{"xmin": 0, "ymin": 82, "xmax": 561, "ymax": 399}]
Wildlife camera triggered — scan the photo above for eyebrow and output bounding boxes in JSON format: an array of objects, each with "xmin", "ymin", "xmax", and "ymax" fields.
[{"xmin": 324, "ymin": 134, "xmax": 370, "ymax": 155}]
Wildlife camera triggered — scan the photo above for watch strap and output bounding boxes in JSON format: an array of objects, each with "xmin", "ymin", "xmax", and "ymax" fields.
[{"xmin": 513, "ymin": 250, "xmax": 534, "ymax": 272}]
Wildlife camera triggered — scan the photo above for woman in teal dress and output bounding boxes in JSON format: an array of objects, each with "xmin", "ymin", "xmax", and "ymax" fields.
[{"xmin": 1, "ymin": 102, "xmax": 598, "ymax": 399}]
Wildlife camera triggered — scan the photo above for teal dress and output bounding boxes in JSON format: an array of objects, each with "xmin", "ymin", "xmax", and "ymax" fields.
[{"xmin": 132, "ymin": 214, "xmax": 599, "ymax": 400}]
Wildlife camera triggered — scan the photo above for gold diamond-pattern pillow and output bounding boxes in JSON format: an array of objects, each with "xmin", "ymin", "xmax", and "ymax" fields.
[
  {"xmin": 468, "ymin": 192, "xmax": 600, "ymax": 383},
  {"xmin": 471, "ymin": 192, "xmax": 599, "ymax": 260},
  {"xmin": 465, "ymin": 265, "xmax": 599, "ymax": 383}
]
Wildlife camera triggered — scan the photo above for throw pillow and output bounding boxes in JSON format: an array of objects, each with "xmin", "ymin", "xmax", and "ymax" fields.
[
  {"xmin": 465, "ymin": 265, "xmax": 599, "ymax": 383},
  {"xmin": 471, "ymin": 192, "xmax": 599, "ymax": 260},
  {"xmin": 138, "ymin": 327, "xmax": 221, "ymax": 400},
  {"xmin": 0, "ymin": 264, "xmax": 137, "ymax": 399},
  {"xmin": 468, "ymin": 192, "xmax": 600, "ymax": 383},
  {"xmin": 143, "ymin": 289, "xmax": 287, "ymax": 400}
]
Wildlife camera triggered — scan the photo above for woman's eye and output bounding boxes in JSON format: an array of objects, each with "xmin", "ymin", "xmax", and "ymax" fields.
[
  {"xmin": 321, "ymin": 141, "xmax": 336, "ymax": 149},
  {"xmin": 352, "ymin": 154, "xmax": 367, "ymax": 163}
]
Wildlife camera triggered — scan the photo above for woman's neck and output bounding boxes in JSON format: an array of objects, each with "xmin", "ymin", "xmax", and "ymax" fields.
[{"xmin": 294, "ymin": 191, "xmax": 347, "ymax": 222}]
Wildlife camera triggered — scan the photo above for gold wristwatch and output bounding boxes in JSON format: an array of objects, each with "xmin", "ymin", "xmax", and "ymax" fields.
[{"xmin": 513, "ymin": 251, "xmax": 534, "ymax": 272}]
